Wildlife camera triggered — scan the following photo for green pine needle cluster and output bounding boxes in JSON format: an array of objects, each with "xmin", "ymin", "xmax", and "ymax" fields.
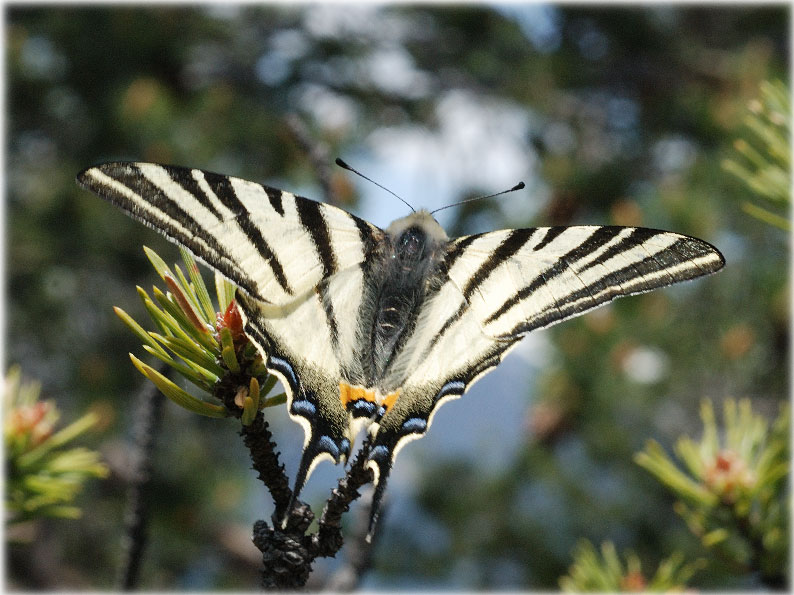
[
  {"xmin": 635, "ymin": 398, "xmax": 789, "ymax": 583},
  {"xmin": 114, "ymin": 247, "xmax": 284, "ymax": 425},
  {"xmin": 561, "ymin": 398, "xmax": 787, "ymax": 590},
  {"xmin": 559, "ymin": 540, "xmax": 705, "ymax": 592},
  {"xmin": 722, "ymin": 79, "xmax": 790, "ymax": 231},
  {"xmin": 5, "ymin": 366, "xmax": 108, "ymax": 525}
]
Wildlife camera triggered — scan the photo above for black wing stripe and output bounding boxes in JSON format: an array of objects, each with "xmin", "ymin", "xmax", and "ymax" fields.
[
  {"xmin": 670, "ymin": 237, "xmax": 725, "ymax": 275},
  {"xmin": 563, "ymin": 226, "xmax": 629, "ymax": 268},
  {"xmin": 317, "ymin": 279, "xmax": 340, "ymax": 350},
  {"xmin": 263, "ymin": 185, "xmax": 285, "ymax": 216},
  {"xmin": 575, "ymin": 228, "xmax": 661, "ymax": 285},
  {"xmin": 296, "ymin": 197, "xmax": 338, "ymax": 278},
  {"xmin": 352, "ymin": 216, "xmax": 378, "ymax": 256},
  {"xmin": 202, "ymin": 171, "xmax": 294, "ymax": 296},
  {"xmin": 484, "ymin": 256, "xmax": 567, "ymax": 325},
  {"xmin": 125, "ymin": 165, "xmax": 212, "ymax": 238},
  {"xmin": 119, "ymin": 166, "xmax": 248, "ymax": 281},
  {"xmin": 444, "ymin": 234, "xmax": 480, "ymax": 271},
  {"xmin": 424, "ymin": 301, "xmax": 468, "ymax": 356},
  {"xmin": 591, "ymin": 229, "xmax": 681, "ymax": 294},
  {"xmin": 553, "ymin": 226, "xmax": 631, "ymax": 308},
  {"xmin": 651, "ymin": 238, "xmax": 707, "ymax": 278},
  {"xmin": 532, "ymin": 226, "xmax": 566, "ymax": 251},
  {"xmin": 485, "ymin": 227, "xmax": 664, "ymax": 326},
  {"xmin": 162, "ymin": 165, "xmax": 225, "ymax": 221},
  {"xmin": 462, "ymin": 229, "xmax": 535, "ymax": 300}
]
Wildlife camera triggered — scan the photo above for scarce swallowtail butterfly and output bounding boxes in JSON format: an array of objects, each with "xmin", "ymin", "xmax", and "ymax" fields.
[{"xmin": 77, "ymin": 162, "xmax": 724, "ymax": 534}]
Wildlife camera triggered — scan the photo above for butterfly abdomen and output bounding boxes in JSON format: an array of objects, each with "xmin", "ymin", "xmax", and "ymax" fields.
[{"xmin": 360, "ymin": 214, "xmax": 450, "ymax": 388}]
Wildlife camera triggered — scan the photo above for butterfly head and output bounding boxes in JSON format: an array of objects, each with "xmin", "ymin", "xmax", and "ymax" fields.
[{"xmin": 386, "ymin": 210, "xmax": 449, "ymax": 261}]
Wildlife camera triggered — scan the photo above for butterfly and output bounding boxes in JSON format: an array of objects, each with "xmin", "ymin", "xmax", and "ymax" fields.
[{"xmin": 78, "ymin": 162, "xmax": 724, "ymax": 534}]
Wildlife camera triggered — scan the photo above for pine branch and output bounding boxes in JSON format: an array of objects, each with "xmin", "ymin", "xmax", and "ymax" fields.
[
  {"xmin": 240, "ymin": 413, "xmax": 293, "ymax": 521},
  {"xmin": 322, "ymin": 490, "xmax": 383, "ymax": 591},
  {"xmin": 115, "ymin": 194, "xmax": 382, "ymax": 589},
  {"xmin": 245, "ymin": 433, "xmax": 375, "ymax": 589},
  {"xmin": 315, "ymin": 438, "xmax": 374, "ymax": 557}
]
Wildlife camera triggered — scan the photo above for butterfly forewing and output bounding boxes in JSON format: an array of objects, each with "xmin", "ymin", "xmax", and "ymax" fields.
[
  {"xmin": 78, "ymin": 162, "xmax": 378, "ymax": 305},
  {"xmin": 446, "ymin": 225, "xmax": 725, "ymax": 339}
]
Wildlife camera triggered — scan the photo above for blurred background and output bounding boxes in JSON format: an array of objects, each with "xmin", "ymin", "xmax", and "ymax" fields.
[{"xmin": 5, "ymin": 4, "xmax": 788, "ymax": 590}]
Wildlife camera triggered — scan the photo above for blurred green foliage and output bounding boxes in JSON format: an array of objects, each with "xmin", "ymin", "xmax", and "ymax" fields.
[
  {"xmin": 559, "ymin": 539, "xmax": 705, "ymax": 591},
  {"xmin": 723, "ymin": 79, "xmax": 790, "ymax": 230},
  {"xmin": 6, "ymin": 4, "xmax": 788, "ymax": 590},
  {"xmin": 636, "ymin": 398, "xmax": 789, "ymax": 586},
  {"xmin": 5, "ymin": 366, "xmax": 108, "ymax": 525},
  {"xmin": 562, "ymin": 397, "xmax": 788, "ymax": 591}
]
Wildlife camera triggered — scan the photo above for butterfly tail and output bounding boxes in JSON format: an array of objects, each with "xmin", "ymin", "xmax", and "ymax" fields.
[
  {"xmin": 280, "ymin": 433, "xmax": 351, "ymax": 528},
  {"xmin": 259, "ymin": 349, "xmax": 351, "ymax": 529},
  {"xmin": 280, "ymin": 448, "xmax": 313, "ymax": 529},
  {"xmin": 364, "ymin": 443, "xmax": 396, "ymax": 542}
]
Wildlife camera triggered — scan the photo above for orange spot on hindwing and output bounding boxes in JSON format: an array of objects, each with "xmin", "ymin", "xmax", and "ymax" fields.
[
  {"xmin": 339, "ymin": 382, "xmax": 351, "ymax": 407},
  {"xmin": 381, "ymin": 389, "xmax": 400, "ymax": 412},
  {"xmin": 339, "ymin": 382, "xmax": 377, "ymax": 407},
  {"xmin": 339, "ymin": 383, "xmax": 401, "ymax": 417}
]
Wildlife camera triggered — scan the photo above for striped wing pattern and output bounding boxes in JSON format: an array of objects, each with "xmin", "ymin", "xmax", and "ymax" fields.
[
  {"xmin": 79, "ymin": 162, "xmax": 724, "ymax": 535},
  {"xmin": 445, "ymin": 225, "xmax": 725, "ymax": 339},
  {"xmin": 78, "ymin": 162, "xmax": 382, "ymax": 500},
  {"xmin": 364, "ymin": 225, "xmax": 723, "ymax": 524},
  {"xmin": 237, "ymin": 265, "xmax": 375, "ymax": 497},
  {"xmin": 78, "ymin": 162, "xmax": 376, "ymax": 305}
]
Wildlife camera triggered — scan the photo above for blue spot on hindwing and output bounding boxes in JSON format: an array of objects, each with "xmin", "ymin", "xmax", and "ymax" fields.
[
  {"xmin": 317, "ymin": 435, "xmax": 340, "ymax": 460},
  {"xmin": 436, "ymin": 379, "xmax": 465, "ymax": 401},
  {"xmin": 350, "ymin": 400, "xmax": 377, "ymax": 417},
  {"xmin": 339, "ymin": 439, "xmax": 351, "ymax": 457},
  {"xmin": 369, "ymin": 445, "xmax": 390, "ymax": 462},
  {"xmin": 291, "ymin": 400, "xmax": 316, "ymax": 417},
  {"xmin": 401, "ymin": 417, "xmax": 427, "ymax": 433},
  {"xmin": 268, "ymin": 356, "xmax": 298, "ymax": 390}
]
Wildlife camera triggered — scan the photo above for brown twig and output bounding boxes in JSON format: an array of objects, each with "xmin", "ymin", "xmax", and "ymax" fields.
[
  {"xmin": 314, "ymin": 438, "xmax": 374, "ymax": 557},
  {"xmin": 284, "ymin": 113, "xmax": 340, "ymax": 205},
  {"xmin": 118, "ymin": 364, "xmax": 167, "ymax": 590},
  {"xmin": 240, "ymin": 413, "xmax": 293, "ymax": 521}
]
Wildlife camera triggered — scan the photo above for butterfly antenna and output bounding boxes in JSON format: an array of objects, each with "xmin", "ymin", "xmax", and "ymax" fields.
[
  {"xmin": 430, "ymin": 181, "xmax": 525, "ymax": 216},
  {"xmin": 335, "ymin": 158, "xmax": 415, "ymax": 213}
]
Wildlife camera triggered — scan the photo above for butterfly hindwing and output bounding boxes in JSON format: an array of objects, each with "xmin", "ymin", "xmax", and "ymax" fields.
[
  {"xmin": 364, "ymin": 278, "xmax": 520, "ymax": 530},
  {"xmin": 237, "ymin": 265, "xmax": 379, "ymax": 497},
  {"xmin": 361, "ymin": 225, "xmax": 724, "ymax": 532},
  {"xmin": 239, "ymin": 291, "xmax": 351, "ymax": 497}
]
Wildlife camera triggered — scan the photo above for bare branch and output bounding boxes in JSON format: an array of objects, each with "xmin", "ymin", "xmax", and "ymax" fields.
[
  {"xmin": 314, "ymin": 438, "xmax": 374, "ymax": 557},
  {"xmin": 118, "ymin": 365, "xmax": 166, "ymax": 590},
  {"xmin": 284, "ymin": 113, "xmax": 340, "ymax": 205},
  {"xmin": 323, "ymin": 490, "xmax": 384, "ymax": 592}
]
